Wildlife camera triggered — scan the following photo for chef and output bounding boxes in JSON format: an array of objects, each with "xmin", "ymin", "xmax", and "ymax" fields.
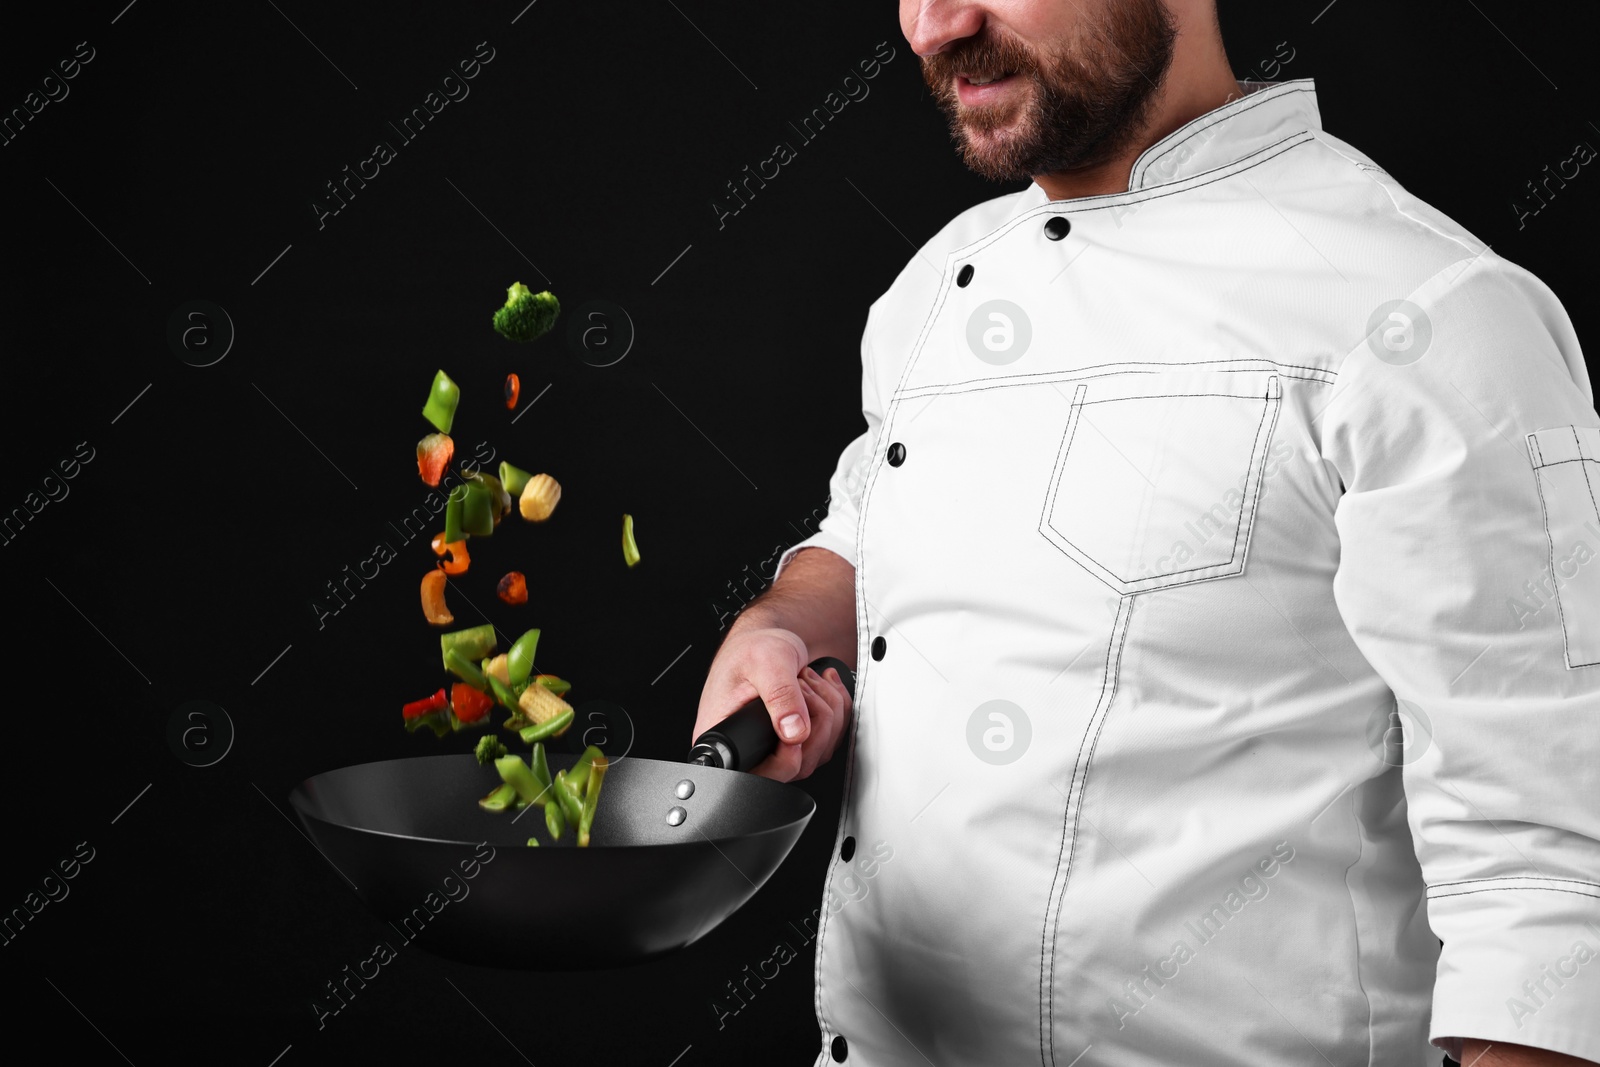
[{"xmin": 693, "ymin": 2, "xmax": 1600, "ymax": 1065}]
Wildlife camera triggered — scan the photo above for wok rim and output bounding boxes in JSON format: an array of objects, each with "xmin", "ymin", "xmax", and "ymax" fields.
[{"xmin": 288, "ymin": 751, "xmax": 817, "ymax": 850}]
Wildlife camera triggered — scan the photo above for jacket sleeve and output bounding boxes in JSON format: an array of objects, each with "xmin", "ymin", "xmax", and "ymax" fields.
[
  {"xmin": 772, "ymin": 303, "xmax": 884, "ymax": 582},
  {"xmin": 1320, "ymin": 251, "xmax": 1600, "ymax": 1063}
]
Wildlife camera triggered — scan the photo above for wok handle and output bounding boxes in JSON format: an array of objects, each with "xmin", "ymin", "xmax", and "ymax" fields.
[{"xmin": 687, "ymin": 656, "xmax": 856, "ymax": 771}]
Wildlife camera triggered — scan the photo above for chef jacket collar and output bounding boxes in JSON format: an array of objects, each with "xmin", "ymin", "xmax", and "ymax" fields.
[{"xmin": 1010, "ymin": 77, "xmax": 1320, "ymax": 210}]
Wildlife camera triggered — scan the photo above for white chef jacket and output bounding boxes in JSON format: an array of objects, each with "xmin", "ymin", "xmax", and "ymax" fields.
[{"xmin": 775, "ymin": 78, "xmax": 1600, "ymax": 1067}]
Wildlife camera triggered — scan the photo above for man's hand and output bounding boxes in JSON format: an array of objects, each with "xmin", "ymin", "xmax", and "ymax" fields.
[
  {"xmin": 1460, "ymin": 1039, "xmax": 1599, "ymax": 1066},
  {"xmin": 694, "ymin": 626, "xmax": 852, "ymax": 782}
]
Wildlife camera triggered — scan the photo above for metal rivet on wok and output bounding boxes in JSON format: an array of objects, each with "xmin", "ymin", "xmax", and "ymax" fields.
[
  {"xmin": 674, "ymin": 779, "xmax": 695, "ymax": 799},
  {"xmin": 667, "ymin": 806, "xmax": 687, "ymax": 826}
]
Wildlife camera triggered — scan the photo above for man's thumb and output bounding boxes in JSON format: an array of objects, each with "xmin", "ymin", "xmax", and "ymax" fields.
[{"xmin": 759, "ymin": 677, "xmax": 810, "ymax": 743}]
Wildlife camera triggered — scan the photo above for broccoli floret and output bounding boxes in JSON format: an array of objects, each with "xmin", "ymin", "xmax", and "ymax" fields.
[
  {"xmin": 492, "ymin": 282, "xmax": 560, "ymax": 343},
  {"xmin": 475, "ymin": 734, "xmax": 509, "ymax": 765}
]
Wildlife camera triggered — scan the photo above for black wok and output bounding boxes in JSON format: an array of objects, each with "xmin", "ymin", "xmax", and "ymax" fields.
[{"xmin": 290, "ymin": 658, "xmax": 853, "ymax": 969}]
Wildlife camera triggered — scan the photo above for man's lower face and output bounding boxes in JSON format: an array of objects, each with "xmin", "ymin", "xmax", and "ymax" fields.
[
  {"xmin": 951, "ymin": 85, "xmax": 1046, "ymax": 179},
  {"xmin": 921, "ymin": 0, "xmax": 1179, "ymax": 181},
  {"xmin": 954, "ymin": 73, "xmax": 1040, "ymax": 157}
]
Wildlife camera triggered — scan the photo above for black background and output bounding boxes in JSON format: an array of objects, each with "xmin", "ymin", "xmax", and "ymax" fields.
[{"xmin": 3, "ymin": 2, "xmax": 1597, "ymax": 1065}]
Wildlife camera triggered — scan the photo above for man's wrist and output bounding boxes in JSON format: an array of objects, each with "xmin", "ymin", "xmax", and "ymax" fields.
[{"xmin": 1457, "ymin": 1038, "xmax": 1599, "ymax": 1066}]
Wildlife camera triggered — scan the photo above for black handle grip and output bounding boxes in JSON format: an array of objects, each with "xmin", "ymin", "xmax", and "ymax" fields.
[{"xmin": 688, "ymin": 656, "xmax": 856, "ymax": 771}]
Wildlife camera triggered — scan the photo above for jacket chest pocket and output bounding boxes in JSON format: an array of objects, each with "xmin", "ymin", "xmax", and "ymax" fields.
[{"xmin": 1038, "ymin": 374, "xmax": 1282, "ymax": 595}]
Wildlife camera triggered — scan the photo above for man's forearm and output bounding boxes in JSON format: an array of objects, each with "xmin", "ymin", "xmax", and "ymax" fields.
[{"xmin": 727, "ymin": 547, "xmax": 858, "ymax": 668}]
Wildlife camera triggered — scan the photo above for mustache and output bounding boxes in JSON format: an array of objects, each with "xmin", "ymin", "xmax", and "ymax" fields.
[{"xmin": 921, "ymin": 31, "xmax": 1038, "ymax": 95}]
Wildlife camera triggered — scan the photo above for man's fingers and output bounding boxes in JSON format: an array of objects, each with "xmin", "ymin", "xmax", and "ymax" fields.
[
  {"xmin": 806, "ymin": 665, "xmax": 850, "ymax": 720},
  {"xmin": 797, "ymin": 681, "xmax": 845, "ymax": 779},
  {"xmin": 749, "ymin": 741, "xmax": 803, "ymax": 781},
  {"xmin": 753, "ymin": 673, "xmax": 839, "ymax": 781}
]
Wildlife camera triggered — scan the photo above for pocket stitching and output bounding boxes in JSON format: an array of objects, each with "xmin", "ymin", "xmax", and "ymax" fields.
[
  {"xmin": 1573, "ymin": 427, "xmax": 1600, "ymax": 530},
  {"xmin": 1039, "ymin": 379, "xmax": 1281, "ymax": 593}
]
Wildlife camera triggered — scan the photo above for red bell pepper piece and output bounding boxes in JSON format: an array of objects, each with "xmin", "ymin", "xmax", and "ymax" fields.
[
  {"xmin": 417, "ymin": 433, "xmax": 455, "ymax": 487},
  {"xmin": 403, "ymin": 688, "xmax": 449, "ymax": 720},
  {"xmin": 451, "ymin": 683, "xmax": 494, "ymax": 724}
]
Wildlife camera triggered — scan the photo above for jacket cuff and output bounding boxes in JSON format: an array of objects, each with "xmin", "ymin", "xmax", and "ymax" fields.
[{"xmin": 1427, "ymin": 882, "xmax": 1600, "ymax": 1063}]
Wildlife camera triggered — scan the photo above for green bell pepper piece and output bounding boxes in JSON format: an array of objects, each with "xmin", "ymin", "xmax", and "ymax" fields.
[
  {"xmin": 404, "ymin": 708, "xmax": 452, "ymax": 737},
  {"xmin": 444, "ymin": 485, "xmax": 465, "ymax": 544},
  {"xmin": 526, "ymin": 837, "xmax": 539, "ymax": 847},
  {"xmin": 506, "ymin": 628, "xmax": 541, "ymax": 687},
  {"xmin": 466, "ymin": 471, "xmax": 512, "ymax": 523},
  {"xmin": 440, "ymin": 625, "xmax": 496, "ymax": 672},
  {"xmin": 462, "ymin": 480, "xmax": 495, "ymax": 537},
  {"xmin": 622, "ymin": 513, "xmax": 640, "ymax": 567},
  {"xmin": 478, "ymin": 782, "xmax": 517, "ymax": 812},
  {"xmin": 422, "ymin": 369, "xmax": 460, "ymax": 434},
  {"xmin": 519, "ymin": 708, "xmax": 573, "ymax": 745},
  {"xmin": 498, "ymin": 461, "xmax": 532, "ymax": 497},
  {"xmin": 450, "ymin": 711, "xmax": 489, "ymax": 732}
]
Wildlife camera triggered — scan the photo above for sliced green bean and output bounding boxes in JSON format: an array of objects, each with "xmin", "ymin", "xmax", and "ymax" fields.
[
  {"xmin": 545, "ymin": 795, "xmax": 566, "ymax": 840},
  {"xmin": 531, "ymin": 742, "xmax": 553, "ymax": 796},
  {"xmin": 489, "ymin": 674, "xmax": 521, "ymax": 710},
  {"xmin": 566, "ymin": 745, "xmax": 604, "ymax": 793},
  {"xmin": 445, "ymin": 647, "xmax": 489, "ymax": 690},
  {"xmin": 478, "ymin": 782, "xmax": 517, "ymax": 812},
  {"xmin": 553, "ymin": 771, "xmax": 584, "ymax": 827},
  {"xmin": 578, "ymin": 755, "xmax": 608, "ymax": 847},
  {"xmin": 519, "ymin": 708, "xmax": 574, "ymax": 745},
  {"xmin": 494, "ymin": 754, "xmax": 544, "ymax": 807}
]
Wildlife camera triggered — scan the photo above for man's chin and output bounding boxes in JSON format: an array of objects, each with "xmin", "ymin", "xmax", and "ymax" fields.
[{"xmin": 955, "ymin": 125, "xmax": 1037, "ymax": 182}]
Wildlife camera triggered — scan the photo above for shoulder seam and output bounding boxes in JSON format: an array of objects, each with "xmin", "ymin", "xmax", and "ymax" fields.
[{"xmin": 1308, "ymin": 131, "xmax": 1487, "ymax": 261}]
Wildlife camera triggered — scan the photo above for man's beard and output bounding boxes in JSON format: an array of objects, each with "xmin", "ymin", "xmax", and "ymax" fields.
[{"xmin": 921, "ymin": 0, "xmax": 1179, "ymax": 181}]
